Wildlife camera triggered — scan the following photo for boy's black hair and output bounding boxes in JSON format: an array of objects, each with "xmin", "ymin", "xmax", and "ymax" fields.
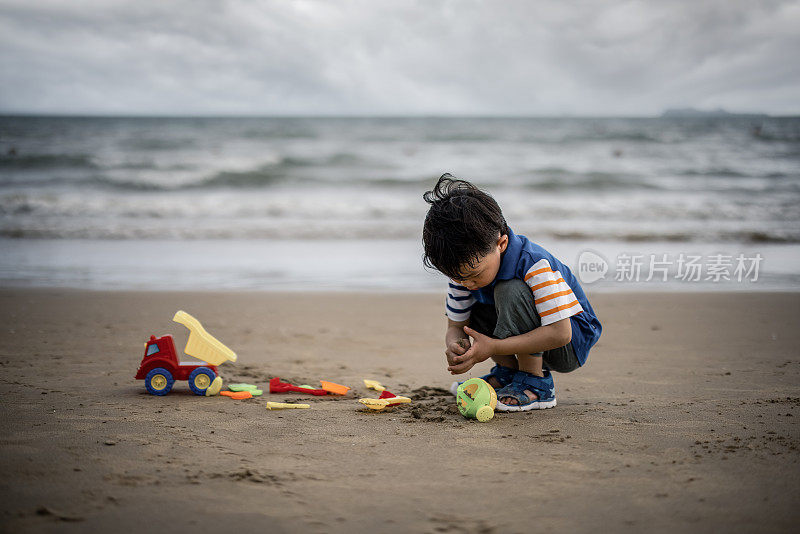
[{"xmin": 422, "ymin": 173, "xmax": 509, "ymax": 280}]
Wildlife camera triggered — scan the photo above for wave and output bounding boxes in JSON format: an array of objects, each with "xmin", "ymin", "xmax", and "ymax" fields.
[
  {"xmin": 192, "ymin": 168, "xmax": 288, "ymax": 189},
  {"xmin": 0, "ymin": 170, "xmax": 433, "ymax": 192},
  {"xmin": 423, "ymin": 132, "xmax": 498, "ymax": 142},
  {"xmin": 242, "ymin": 128, "xmax": 317, "ymax": 140},
  {"xmin": 518, "ymin": 168, "xmax": 661, "ymax": 191},
  {"xmin": 753, "ymin": 132, "xmax": 800, "ymax": 142},
  {"xmin": 2, "ymin": 170, "xmax": 796, "ymax": 198},
  {"xmin": 0, "ymin": 174, "xmax": 176, "ymax": 191},
  {"xmin": 0, "ymin": 153, "xmax": 97, "ymax": 170},
  {"xmin": 677, "ymin": 167, "xmax": 750, "ymax": 178},
  {"xmin": 109, "ymin": 161, "xmax": 194, "ymax": 172},
  {"xmin": 280, "ymin": 153, "xmax": 363, "ymax": 167},
  {"xmin": 543, "ymin": 229, "xmax": 800, "ymax": 244},
  {"xmin": 120, "ymin": 138, "xmax": 197, "ymax": 151},
  {"xmin": 2, "ymin": 184, "xmax": 798, "ymax": 244},
  {"xmin": 423, "ymin": 131, "xmax": 667, "ymax": 144},
  {"xmin": 3, "ymin": 222, "xmax": 798, "ymax": 244},
  {"xmin": 0, "ymin": 151, "xmax": 382, "ymax": 191},
  {"xmin": 555, "ymin": 132, "xmax": 664, "ymax": 143},
  {"xmin": 674, "ymin": 168, "xmax": 799, "ymax": 180}
]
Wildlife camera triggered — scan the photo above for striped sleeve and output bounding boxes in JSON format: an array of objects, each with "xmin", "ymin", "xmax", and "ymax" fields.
[
  {"xmin": 524, "ymin": 259, "xmax": 583, "ymax": 325},
  {"xmin": 445, "ymin": 282, "xmax": 475, "ymax": 322}
]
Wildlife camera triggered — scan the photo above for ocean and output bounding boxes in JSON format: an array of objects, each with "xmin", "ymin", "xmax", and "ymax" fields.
[{"xmin": 1, "ymin": 115, "xmax": 799, "ymax": 292}]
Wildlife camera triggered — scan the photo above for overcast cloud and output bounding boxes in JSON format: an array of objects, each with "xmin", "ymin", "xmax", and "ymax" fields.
[{"xmin": 0, "ymin": 0, "xmax": 798, "ymax": 116}]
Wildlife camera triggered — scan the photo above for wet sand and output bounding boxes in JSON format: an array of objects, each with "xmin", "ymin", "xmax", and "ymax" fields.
[{"xmin": 1, "ymin": 289, "xmax": 798, "ymax": 533}]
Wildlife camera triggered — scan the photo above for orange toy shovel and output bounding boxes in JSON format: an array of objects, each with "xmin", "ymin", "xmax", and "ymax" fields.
[{"xmin": 320, "ymin": 380, "xmax": 350, "ymax": 395}]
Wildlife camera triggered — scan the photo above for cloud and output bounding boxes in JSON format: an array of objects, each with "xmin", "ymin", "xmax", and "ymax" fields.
[{"xmin": 0, "ymin": 0, "xmax": 798, "ymax": 115}]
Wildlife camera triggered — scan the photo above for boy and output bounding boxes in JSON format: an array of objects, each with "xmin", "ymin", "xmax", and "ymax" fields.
[{"xmin": 422, "ymin": 174, "xmax": 602, "ymax": 411}]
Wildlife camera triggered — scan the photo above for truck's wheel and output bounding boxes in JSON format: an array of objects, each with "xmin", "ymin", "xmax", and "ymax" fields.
[
  {"xmin": 145, "ymin": 367, "xmax": 174, "ymax": 396},
  {"xmin": 188, "ymin": 367, "xmax": 216, "ymax": 396}
]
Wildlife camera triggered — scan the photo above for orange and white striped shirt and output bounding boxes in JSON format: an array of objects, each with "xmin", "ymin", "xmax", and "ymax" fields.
[{"xmin": 523, "ymin": 258, "xmax": 584, "ymax": 325}]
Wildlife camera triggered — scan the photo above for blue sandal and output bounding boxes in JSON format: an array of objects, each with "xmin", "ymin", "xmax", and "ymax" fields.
[
  {"xmin": 449, "ymin": 364, "xmax": 516, "ymax": 396},
  {"xmin": 495, "ymin": 370, "xmax": 557, "ymax": 411}
]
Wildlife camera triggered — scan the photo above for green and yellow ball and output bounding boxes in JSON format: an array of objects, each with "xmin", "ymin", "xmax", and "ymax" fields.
[{"xmin": 456, "ymin": 378, "xmax": 497, "ymax": 422}]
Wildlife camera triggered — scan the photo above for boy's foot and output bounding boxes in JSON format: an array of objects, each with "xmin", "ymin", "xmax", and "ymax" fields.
[
  {"xmin": 449, "ymin": 364, "xmax": 516, "ymax": 396},
  {"xmin": 495, "ymin": 370, "xmax": 556, "ymax": 411}
]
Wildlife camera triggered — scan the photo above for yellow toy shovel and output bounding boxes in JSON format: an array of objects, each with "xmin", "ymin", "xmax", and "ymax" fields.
[
  {"xmin": 358, "ymin": 395, "xmax": 411, "ymax": 411},
  {"xmin": 266, "ymin": 402, "xmax": 310, "ymax": 410}
]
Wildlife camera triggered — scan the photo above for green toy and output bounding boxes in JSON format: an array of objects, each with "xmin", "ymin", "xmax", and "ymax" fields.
[
  {"xmin": 456, "ymin": 378, "xmax": 497, "ymax": 422},
  {"xmin": 228, "ymin": 383, "xmax": 258, "ymax": 392}
]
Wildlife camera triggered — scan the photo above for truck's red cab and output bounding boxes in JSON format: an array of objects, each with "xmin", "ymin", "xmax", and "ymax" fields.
[{"xmin": 135, "ymin": 334, "xmax": 218, "ymax": 382}]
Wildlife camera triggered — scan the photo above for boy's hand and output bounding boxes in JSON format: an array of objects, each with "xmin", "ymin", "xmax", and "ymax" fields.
[
  {"xmin": 445, "ymin": 337, "xmax": 470, "ymax": 366},
  {"xmin": 447, "ymin": 326, "xmax": 495, "ymax": 375}
]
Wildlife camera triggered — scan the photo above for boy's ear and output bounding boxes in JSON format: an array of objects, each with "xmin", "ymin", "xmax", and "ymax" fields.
[{"xmin": 497, "ymin": 233, "xmax": 509, "ymax": 253}]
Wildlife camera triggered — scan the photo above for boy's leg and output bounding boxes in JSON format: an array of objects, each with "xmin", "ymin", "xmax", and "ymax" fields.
[
  {"xmin": 467, "ymin": 303, "xmax": 518, "ymax": 386},
  {"xmin": 491, "ymin": 354, "xmax": 520, "ymax": 370},
  {"xmin": 492, "ymin": 279, "xmax": 578, "ymax": 404},
  {"xmin": 492, "ymin": 278, "xmax": 579, "ymax": 374}
]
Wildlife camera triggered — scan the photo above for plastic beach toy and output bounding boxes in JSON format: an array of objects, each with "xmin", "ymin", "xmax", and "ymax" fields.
[
  {"xmin": 358, "ymin": 390, "xmax": 411, "ymax": 411},
  {"xmin": 134, "ymin": 310, "xmax": 237, "ymax": 396},
  {"xmin": 379, "ymin": 390, "xmax": 411, "ymax": 405},
  {"xmin": 363, "ymin": 379, "xmax": 385, "ymax": 392},
  {"xmin": 266, "ymin": 402, "xmax": 310, "ymax": 410},
  {"xmin": 320, "ymin": 380, "xmax": 350, "ymax": 395},
  {"xmin": 205, "ymin": 376, "xmax": 223, "ymax": 396},
  {"xmin": 456, "ymin": 378, "xmax": 497, "ymax": 422},
  {"xmin": 269, "ymin": 377, "xmax": 328, "ymax": 396},
  {"xmin": 359, "ymin": 398, "xmax": 392, "ymax": 410},
  {"xmin": 172, "ymin": 310, "xmax": 237, "ymax": 365},
  {"xmin": 228, "ymin": 383, "xmax": 258, "ymax": 392},
  {"xmin": 358, "ymin": 397, "xmax": 411, "ymax": 411},
  {"xmin": 221, "ymin": 390, "xmax": 253, "ymax": 400}
]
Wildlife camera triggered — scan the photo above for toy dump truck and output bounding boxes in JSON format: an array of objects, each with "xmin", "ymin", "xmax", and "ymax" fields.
[{"xmin": 135, "ymin": 311, "xmax": 237, "ymax": 396}]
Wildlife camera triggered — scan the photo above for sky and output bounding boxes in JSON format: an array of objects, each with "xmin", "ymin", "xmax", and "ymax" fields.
[{"xmin": 0, "ymin": 0, "xmax": 799, "ymax": 116}]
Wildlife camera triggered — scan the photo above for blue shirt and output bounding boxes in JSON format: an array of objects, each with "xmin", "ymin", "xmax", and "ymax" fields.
[{"xmin": 445, "ymin": 228, "xmax": 602, "ymax": 366}]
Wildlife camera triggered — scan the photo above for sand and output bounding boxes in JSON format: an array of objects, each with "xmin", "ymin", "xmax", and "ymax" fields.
[{"xmin": 1, "ymin": 289, "xmax": 798, "ymax": 533}]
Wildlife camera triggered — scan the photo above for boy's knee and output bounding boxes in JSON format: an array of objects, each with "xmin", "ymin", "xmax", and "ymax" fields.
[
  {"xmin": 493, "ymin": 278, "xmax": 530, "ymax": 303},
  {"xmin": 491, "ymin": 279, "xmax": 540, "ymax": 338}
]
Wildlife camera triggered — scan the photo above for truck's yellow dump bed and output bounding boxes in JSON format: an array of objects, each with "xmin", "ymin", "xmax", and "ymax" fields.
[{"xmin": 173, "ymin": 310, "xmax": 237, "ymax": 366}]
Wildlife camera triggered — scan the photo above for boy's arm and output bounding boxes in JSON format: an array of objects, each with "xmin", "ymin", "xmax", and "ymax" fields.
[
  {"xmin": 447, "ymin": 317, "xmax": 572, "ymax": 374},
  {"xmin": 444, "ymin": 318, "xmax": 471, "ymax": 366}
]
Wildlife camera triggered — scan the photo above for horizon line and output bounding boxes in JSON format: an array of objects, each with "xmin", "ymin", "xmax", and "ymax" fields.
[{"xmin": 0, "ymin": 111, "xmax": 790, "ymax": 119}]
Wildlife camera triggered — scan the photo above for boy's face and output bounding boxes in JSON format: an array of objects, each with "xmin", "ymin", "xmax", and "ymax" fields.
[{"xmin": 453, "ymin": 233, "xmax": 509, "ymax": 290}]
